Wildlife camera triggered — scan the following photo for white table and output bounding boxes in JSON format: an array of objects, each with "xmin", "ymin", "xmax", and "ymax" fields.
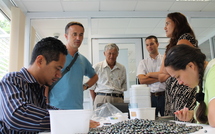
[
  {"xmin": 39, "ymin": 121, "xmax": 215, "ymax": 134},
  {"xmin": 175, "ymin": 121, "xmax": 215, "ymax": 134}
]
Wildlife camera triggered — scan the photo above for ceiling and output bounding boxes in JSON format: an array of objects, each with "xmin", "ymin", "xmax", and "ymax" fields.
[
  {"xmin": 5, "ymin": 0, "xmax": 215, "ymax": 46},
  {"xmin": 11, "ymin": 0, "xmax": 215, "ymax": 12}
]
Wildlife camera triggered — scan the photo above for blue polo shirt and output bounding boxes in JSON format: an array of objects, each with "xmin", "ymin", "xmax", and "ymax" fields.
[{"xmin": 49, "ymin": 52, "xmax": 96, "ymax": 109}]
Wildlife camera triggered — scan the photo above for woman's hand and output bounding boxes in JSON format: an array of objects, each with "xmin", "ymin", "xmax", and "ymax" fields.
[
  {"xmin": 174, "ymin": 107, "xmax": 194, "ymax": 122},
  {"xmin": 89, "ymin": 120, "xmax": 100, "ymax": 128}
]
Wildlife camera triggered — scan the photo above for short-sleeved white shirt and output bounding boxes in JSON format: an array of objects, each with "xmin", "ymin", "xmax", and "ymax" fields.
[
  {"xmin": 136, "ymin": 54, "xmax": 165, "ymax": 93},
  {"xmin": 89, "ymin": 60, "xmax": 127, "ymax": 94}
]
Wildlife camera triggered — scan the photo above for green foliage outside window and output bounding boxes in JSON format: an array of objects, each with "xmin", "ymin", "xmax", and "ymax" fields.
[{"xmin": 0, "ymin": 19, "xmax": 10, "ymax": 34}]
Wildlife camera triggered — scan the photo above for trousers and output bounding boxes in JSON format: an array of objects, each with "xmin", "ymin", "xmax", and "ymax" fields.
[
  {"xmin": 151, "ymin": 93, "xmax": 165, "ymax": 117},
  {"xmin": 94, "ymin": 94, "xmax": 124, "ymax": 109}
]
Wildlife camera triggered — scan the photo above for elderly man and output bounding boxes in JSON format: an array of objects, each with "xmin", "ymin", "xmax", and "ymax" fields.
[{"xmin": 89, "ymin": 43, "xmax": 127, "ymax": 109}]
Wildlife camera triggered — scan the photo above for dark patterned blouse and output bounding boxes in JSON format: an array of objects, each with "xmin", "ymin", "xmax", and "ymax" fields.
[
  {"xmin": 164, "ymin": 33, "xmax": 198, "ymax": 123},
  {"xmin": 178, "ymin": 33, "xmax": 198, "ymax": 47}
]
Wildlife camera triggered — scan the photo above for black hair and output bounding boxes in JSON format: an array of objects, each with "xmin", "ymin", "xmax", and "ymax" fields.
[
  {"xmin": 164, "ymin": 44, "xmax": 207, "ymax": 124},
  {"xmin": 30, "ymin": 37, "xmax": 68, "ymax": 65},
  {"xmin": 65, "ymin": 21, "xmax": 84, "ymax": 34},
  {"xmin": 145, "ymin": 35, "xmax": 158, "ymax": 43}
]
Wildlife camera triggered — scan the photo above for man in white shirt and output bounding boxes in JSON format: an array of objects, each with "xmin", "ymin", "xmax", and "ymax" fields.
[
  {"xmin": 89, "ymin": 43, "xmax": 127, "ymax": 109},
  {"xmin": 137, "ymin": 35, "xmax": 166, "ymax": 117}
]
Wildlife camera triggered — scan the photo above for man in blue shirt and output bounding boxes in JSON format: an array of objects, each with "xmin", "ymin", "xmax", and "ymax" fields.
[{"xmin": 47, "ymin": 22, "xmax": 98, "ymax": 109}]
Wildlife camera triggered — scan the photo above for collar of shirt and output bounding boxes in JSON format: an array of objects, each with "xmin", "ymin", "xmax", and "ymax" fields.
[
  {"xmin": 20, "ymin": 67, "xmax": 38, "ymax": 84},
  {"xmin": 20, "ymin": 67, "xmax": 45, "ymax": 94},
  {"xmin": 149, "ymin": 53, "xmax": 162, "ymax": 60},
  {"xmin": 102, "ymin": 60, "xmax": 119, "ymax": 70},
  {"xmin": 73, "ymin": 51, "xmax": 79, "ymax": 57}
]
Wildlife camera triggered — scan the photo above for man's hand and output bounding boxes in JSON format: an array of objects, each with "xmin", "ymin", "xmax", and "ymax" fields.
[{"xmin": 89, "ymin": 120, "xmax": 100, "ymax": 128}]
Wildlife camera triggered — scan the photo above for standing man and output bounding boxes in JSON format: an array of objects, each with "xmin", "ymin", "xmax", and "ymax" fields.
[
  {"xmin": 47, "ymin": 21, "xmax": 98, "ymax": 109},
  {"xmin": 0, "ymin": 37, "xmax": 68, "ymax": 133},
  {"xmin": 89, "ymin": 43, "xmax": 127, "ymax": 109},
  {"xmin": 137, "ymin": 35, "xmax": 165, "ymax": 118}
]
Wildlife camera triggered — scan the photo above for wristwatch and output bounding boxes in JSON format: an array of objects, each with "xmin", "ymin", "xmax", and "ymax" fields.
[{"xmin": 83, "ymin": 83, "xmax": 89, "ymax": 90}]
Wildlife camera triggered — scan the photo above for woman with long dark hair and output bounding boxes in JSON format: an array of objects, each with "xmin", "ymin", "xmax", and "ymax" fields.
[
  {"xmin": 159, "ymin": 12, "xmax": 198, "ymax": 121},
  {"xmin": 164, "ymin": 44, "xmax": 215, "ymax": 127}
]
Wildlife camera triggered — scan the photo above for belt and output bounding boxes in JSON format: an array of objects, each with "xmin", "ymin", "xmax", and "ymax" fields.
[
  {"xmin": 96, "ymin": 92, "xmax": 123, "ymax": 98},
  {"xmin": 151, "ymin": 91, "xmax": 165, "ymax": 96}
]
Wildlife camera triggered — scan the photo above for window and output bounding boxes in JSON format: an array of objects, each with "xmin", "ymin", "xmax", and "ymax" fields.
[
  {"xmin": 0, "ymin": 11, "xmax": 10, "ymax": 79},
  {"xmin": 199, "ymin": 40, "xmax": 212, "ymax": 61}
]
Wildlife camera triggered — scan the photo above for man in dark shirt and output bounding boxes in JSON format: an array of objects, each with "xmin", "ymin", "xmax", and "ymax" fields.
[{"xmin": 0, "ymin": 37, "xmax": 67, "ymax": 133}]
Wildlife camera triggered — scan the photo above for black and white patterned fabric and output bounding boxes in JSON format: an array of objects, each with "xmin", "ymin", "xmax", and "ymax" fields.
[
  {"xmin": 178, "ymin": 33, "xmax": 198, "ymax": 47},
  {"xmin": 164, "ymin": 77, "xmax": 197, "ymax": 122},
  {"xmin": 164, "ymin": 33, "xmax": 198, "ymax": 123}
]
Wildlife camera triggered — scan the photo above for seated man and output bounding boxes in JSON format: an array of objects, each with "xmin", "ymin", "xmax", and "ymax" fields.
[
  {"xmin": 0, "ymin": 37, "xmax": 67, "ymax": 133},
  {"xmin": 0, "ymin": 37, "xmax": 99, "ymax": 133}
]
